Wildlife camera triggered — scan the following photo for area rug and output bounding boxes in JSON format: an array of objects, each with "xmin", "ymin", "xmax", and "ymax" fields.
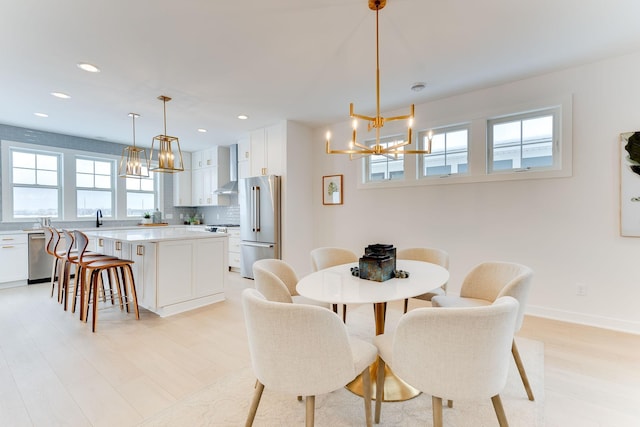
[{"xmin": 140, "ymin": 304, "xmax": 544, "ymax": 426}]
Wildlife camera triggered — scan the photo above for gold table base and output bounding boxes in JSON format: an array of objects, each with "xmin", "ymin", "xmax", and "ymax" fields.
[{"xmin": 346, "ymin": 358, "xmax": 421, "ymax": 402}]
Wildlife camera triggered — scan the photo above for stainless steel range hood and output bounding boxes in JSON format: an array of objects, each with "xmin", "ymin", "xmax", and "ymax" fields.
[{"xmin": 215, "ymin": 144, "xmax": 238, "ymax": 194}]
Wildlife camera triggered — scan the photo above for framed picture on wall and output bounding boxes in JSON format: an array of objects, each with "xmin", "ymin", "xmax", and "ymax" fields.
[
  {"xmin": 322, "ymin": 174, "xmax": 343, "ymax": 205},
  {"xmin": 620, "ymin": 131, "xmax": 640, "ymax": 236}
]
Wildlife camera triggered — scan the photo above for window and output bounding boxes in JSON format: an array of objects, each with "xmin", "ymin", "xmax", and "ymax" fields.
[
  {"xmin": 488, "ymin": 108, "xmax": 559, "ymax": 173},
  {"xmin": 11, "ymin": 149, "xmax": 61, "ymax": 218},
  {"xmin": 364, "ymin": 136, "xmax": 405, "ymax": 182},
  {"xmin": 126, "ymin": 169, "xmax": 156, "ymax": 217},
  {"xmin": 76, "ymin": 157, "xmax": 115, "ymax": 217},
  {"xmin": 2, "ymin": 140, "xmax": 163, "ymax": 222},
  {"xmin": 419, "ymin": 125, "xmax": 469, "ymax": 177}
]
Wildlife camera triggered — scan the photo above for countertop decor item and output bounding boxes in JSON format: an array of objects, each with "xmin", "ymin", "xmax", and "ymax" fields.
[
  {"xmin": 325, "ymin": 0, "xmax": 432, "ymax": 159},
  {"xmin": 141, "ymin": 212, "xmax": 152, "ymax": 224},
  {"xmin": 322, "ymin": 174, "xmax": 343, "ymax": 205}
]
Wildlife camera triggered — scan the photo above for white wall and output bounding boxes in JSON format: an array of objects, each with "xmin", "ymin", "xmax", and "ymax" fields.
[
  {"xmin": 281, "ymin": 121, "xmax": 315, "ymax": 275},
  {"xmin": 310, "ymin": 50, "xmax": 640, "ymax": 334}
]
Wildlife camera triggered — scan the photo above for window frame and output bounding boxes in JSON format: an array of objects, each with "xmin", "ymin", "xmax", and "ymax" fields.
[
  {"xmin": 8, "ymin": 147, "xmax": 63, "ymax": 220},
  {"xmin": 75, "ymin": 155, "xmax": 116, "ymax": 218},
  {"xmin": 362, "ymin": 134, "xmax": 407, "ymax": 183},
  {"xmin": 486, "ymin": 107, "xmax": 560, "ymax": 174},
  {"xmin": 124, "ymin": 168, "xmax": 157, "ymax": 218},
  {"xmin": 418, "ymin": 123, "xmax": 471, "ymax": 179}
]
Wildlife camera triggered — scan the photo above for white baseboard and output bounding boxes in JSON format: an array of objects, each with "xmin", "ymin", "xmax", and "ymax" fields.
[{"xmin": 526, "ymin": 304, "xmax": 640, "ymax": 335}]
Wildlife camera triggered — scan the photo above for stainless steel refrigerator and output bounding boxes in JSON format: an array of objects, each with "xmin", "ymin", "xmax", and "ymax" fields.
[{"xmin": 240, "ymin": 175, "xmax": 281, "ymax": 278}]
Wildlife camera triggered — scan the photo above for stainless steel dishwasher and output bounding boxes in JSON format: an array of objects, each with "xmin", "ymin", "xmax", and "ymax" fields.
[{"xmin": 28, "ymin": 232, "xmax": 52, "ymax": 284}]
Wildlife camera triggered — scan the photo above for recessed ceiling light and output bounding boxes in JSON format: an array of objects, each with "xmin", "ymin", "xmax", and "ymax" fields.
[
  {"xmin": 51, "ymin": 92, "xmax": 71, "ymax": 99},
  {"xmin": 237, "ymin": 114, "xmax": 248, "ymax": 120},
  {"xmin": 197, "ymin": 128, "xmax": 207, "ymax": 133},
  {"xmin": 77, "ymin": 62, "xmax": 100, "ymax": 73},
  {"xmin": 411, "ymin": 82, "xmax": 426, "ymax": 92},
  {"xmin": 34, "ymin": 112, "xmax": 48, "ymax": 118}
]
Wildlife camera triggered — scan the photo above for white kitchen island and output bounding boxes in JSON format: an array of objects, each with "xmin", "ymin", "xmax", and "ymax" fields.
[{"xmin": 87, "ymin": 228, "xmax": 228, "ymax": 317}]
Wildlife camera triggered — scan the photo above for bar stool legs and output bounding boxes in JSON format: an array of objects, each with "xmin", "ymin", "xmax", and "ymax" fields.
[{"xmin": 83, "ymin": 261, "xmax": 139, "ymax": 332}]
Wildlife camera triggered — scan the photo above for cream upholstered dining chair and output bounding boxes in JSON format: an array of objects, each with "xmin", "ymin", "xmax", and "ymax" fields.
[
  {"xmin": 242, "ymin": 288, "xmax": 377, "ymax": 427},
  {"xmin": 252, "ymin": 258, "xmax": 328, "ymax": 307},
  {"xmin": 431, "ymin": 261, "xmax": 535, "ymax": 401},
  {"xmin": 373, "ymin": 296, "xmax": 519, "ymax": 427},
  {"xmin": 396, "ymin": 247, "xmax": 449, "ymax": 313},
  {"xmin": 310, "ymin": 247, "xmax": 358, "ymax": 322}
]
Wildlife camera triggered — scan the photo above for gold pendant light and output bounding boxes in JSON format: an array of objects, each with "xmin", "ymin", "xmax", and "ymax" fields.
[
  {"xmin": 119, "ymin": 112, "xmax": 149, "ymax": 178},
  {"xmin": 326, "ymin": 0, "xmax": 432, "ymax": 158},
  {"xmin": 150, "ymin": 95, "xmax": 184, "ymax": 173}
]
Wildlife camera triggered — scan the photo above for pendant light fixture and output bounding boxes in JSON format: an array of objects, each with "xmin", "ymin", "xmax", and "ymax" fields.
[
  {"xmin": 119, "ymin": 112, "xmax": 149, "ymax": 178},
  {"xmin": 326, "ymin": 0, "xmax": 432, "ymax": 158},
  {"xmin": 150, "ymin": 95, "xmax": 184, "ymax": 173}
]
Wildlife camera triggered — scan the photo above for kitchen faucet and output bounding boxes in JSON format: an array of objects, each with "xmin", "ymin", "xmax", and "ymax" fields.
[{"xmin": 96, "ymin": 209, "xmax": 103, "ymax": 227}]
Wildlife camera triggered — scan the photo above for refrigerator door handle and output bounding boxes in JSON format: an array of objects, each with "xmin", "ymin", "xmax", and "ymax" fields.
[
  {"xmin": 255, "ymin": 186, "xmax": 261, "ymax": 232},
  {"xmin": 251, "ymin": 186, "xmax": 257, "ymax": 232},
  {"xmin": 241, "ymin": 242, "xmax": 274, "ymax": 248}
]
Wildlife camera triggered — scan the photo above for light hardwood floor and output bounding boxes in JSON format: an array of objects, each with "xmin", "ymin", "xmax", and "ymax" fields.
[{"xmin": 0, "ymin": 272, "xmax": 639, "ymax": 426}]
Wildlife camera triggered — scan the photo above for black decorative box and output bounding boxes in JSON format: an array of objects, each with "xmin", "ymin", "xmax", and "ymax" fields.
[{"xmin": 359, "ymin": 244, "xmax": 397, "ymax": 282}]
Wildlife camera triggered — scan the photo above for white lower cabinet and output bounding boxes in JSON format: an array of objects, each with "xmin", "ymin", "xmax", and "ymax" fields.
[
  {"xmin": 0, "ymin": 234, "xmax": 28, "ymax": 283},
  {"xmin": 94, "ymin": 238, "xmax": 156, "ymax": 310},
  {"xmin": 156, "ymin": 237, "xmax": 227, "ymax": 314},
  {"xmin": 193, "ymin": 238, "xmax": 226, "ymax": 297},
  {"xmin": 92, "ymin": 235, "xmax": 227, "ymax": 317},
  {"xmin": 227, "ymin": 228, "xmax": 241, "ymax": 271}
]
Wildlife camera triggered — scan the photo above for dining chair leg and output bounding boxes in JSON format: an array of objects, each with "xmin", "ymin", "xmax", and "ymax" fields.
[
  {"xmin": 432, "ymin": 396, "xmax": 444, "ymax": 427},
  {"xmin": 512, "ymin": 339, "xmax": 535, "ymax": 401},
  {"xmin": 342, "ymin": 305, "xmax": 347, "ymax": 323},
  {"xmin": 374, "ymin": 358, "xmax": 385, "ymax": 423},
  {"xmin": 245, "ymin": 380, "xmax": 264, "ymax": 427},
  {"xmin": 491, "ymin": 394, "xmax": 509, "ymax": 427},
  {"xmin": 332, "ymin": 304, "xmax": 338, "ymax": 315},
  {"xmin": 305, "ymin": 395, "xmax": 315, "ymax": 427},
  {"xmin": 361, "ymin": 365, "xmax": 372, "ymax": 427},
  {"xmin": 403, "ymin": 298, "xmax": 409, "ymax": 314}
]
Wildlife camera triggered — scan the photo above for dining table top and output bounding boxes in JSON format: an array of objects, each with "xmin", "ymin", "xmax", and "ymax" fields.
[{"xmin": 296, "ymin": 259, "xmax": 450, "ymax": 305}]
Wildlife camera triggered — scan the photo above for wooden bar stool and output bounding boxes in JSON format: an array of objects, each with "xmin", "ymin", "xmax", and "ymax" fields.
[
  {"xmin": 66, "ymin": 230, "xmax": 120, "ymax": 317},
  {"xmin": 60, "ymin": 230, "xmax": 118, "ymax": 313},
  {"xmin": 74, "ymin": 231, "xmax": 140, "ymax": 332},
  {"xmin": 43, "ymin": 227, "xmax": 63, "ymax": 300}
]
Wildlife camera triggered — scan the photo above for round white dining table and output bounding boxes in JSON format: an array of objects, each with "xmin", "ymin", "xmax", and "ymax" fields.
[{"xmin": 296, "ymin": 259, "xmax": 450, "ymax": 401}]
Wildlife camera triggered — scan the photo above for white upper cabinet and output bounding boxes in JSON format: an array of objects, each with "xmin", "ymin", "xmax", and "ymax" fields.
[
  {"xmin": 249, "ymin": 122, "xmax": 284, "ymax": 176},
  {"xmin": 173, "ymin": 152, "xmax": 192, "ymax": 207},
  {"xmin": 190, "ymin": 146, "xmax": 229, "ymax": 206}
]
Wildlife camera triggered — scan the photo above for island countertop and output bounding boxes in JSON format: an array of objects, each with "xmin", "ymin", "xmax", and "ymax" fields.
[{"xmin": 86, "ymin": 227, "xmax": 227, "ymax": 243}]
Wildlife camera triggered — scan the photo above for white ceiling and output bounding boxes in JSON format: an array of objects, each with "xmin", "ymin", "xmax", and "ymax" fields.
[{"xmin": 2, "ymin": 0, "xmax": 640, "ymax": 152}]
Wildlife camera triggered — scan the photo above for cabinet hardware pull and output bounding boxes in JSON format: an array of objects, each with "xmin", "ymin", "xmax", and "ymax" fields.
[
  {"xmin": 115, "ymin": 241, "xmax": 122, "ymax": 251},
  {"xmin": 136, "ymin": 245, "xmax": 144, "ymax": 256},
  {"xmin": 2, "ymin": 238, "xmax": 14, "ymax": 241},
  {"xmin": 98, "ymin": 238, "xmax": 104, "ymax": 247},
  {"xmin": 2, "ymin": 245, "xmax": 15, "ymax": 248}
]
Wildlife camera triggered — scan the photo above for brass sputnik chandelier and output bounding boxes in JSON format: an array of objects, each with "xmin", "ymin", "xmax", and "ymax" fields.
[
  {"xmin": 326, "ymin": 0, "xmax": 432, "ymax": 158},
  {"xmin": 119, "ymin": 113, "xmax": 149, "ymax": 178},
  {"xmin": 150, "ymin": 95, "xmax": 184, "ymax": 173}
]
